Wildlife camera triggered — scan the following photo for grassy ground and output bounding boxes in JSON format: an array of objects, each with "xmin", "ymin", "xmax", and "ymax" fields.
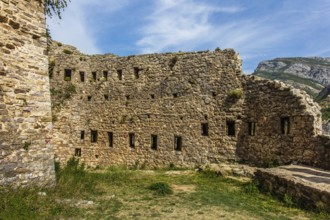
[{"xmin": 0, "ymin": 159, "xmax": 329, "ymax": 219}]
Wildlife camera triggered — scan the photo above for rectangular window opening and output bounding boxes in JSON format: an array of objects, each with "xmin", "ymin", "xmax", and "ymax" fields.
[
  {"xmin": 91, "ymin": 130, "xmax": 98, "ymax": 143},
  {"xmin": 227, "ymin": 121, "xmax": 235, "ymax": 136},
  {"xmin": 75, "ymin": 148, "xmax": 81, "ymax": 157},
  {"xmin": 134, "ymin": 67, "xmax": 140, "ymax": 79},
  {"xmin": 80, "ymin": 130, "xmax": 85, "ymax": 142},
  {"xmin": 79, "ymin": 71, "xmax": 85, "ymax": 82},
  {"xmin": 64, "ymin": 69, "xmax": 72, "ymax": 81},
  {"xmin": 150, "ymin": 94, "xmax": 155, "ymax": 99},
  {"xmin": 103, "ymin": 71, "xmax": 109, "ymax": 80},
  {"xmin": 103, "ymin": 71, "xmax": 108, "ymax": 80},
  {"xmin": 248, "ymin": 122, "xmax": 256, "ymax": 136},
  {"xmin": 129, "ymin": 133, "xmax": 135, "ymax": 148},
  {"xmin": 88, "ymin": 96, "xmax": 92, "ymax": 101},
  {"xmin": 201, "ymin": 123, "xmax": 209, "ymax": 136},
  {"xmin": 151, "ymin": 134, "xmax": 158, "ymax": 150},
  {"xmin": 104, "ymin": 95, "xmax": 109, "ymax": 100},
  {"xmin": 281, "ymin": 117, "xmax": 290, "ymax": 135},
  {"xmin": 108, "ymin": 132, "xmax": 113, "ymax": 148},
  {"xmin": 117, "ymin": 69, "xmax": 123, "ymax": 80},
  {"xmin": 173, "ymin": 93, "xmax": 178, "ymax": 98},
  {"xmin": 92, "ymin": 72, "xmax": 97, "ymax": 81},
  {"xmin": 126, "ymin": 95, "xmax": 130, "ymax": 100},
  {"xmin": 174, "ymin": 135, "xmax": 182, "ymax": 151}
]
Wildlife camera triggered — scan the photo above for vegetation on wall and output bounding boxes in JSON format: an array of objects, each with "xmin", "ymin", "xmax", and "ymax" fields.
[
  {"xmin": 50, "ymin": 83, "xmax": 76, "ymax": 107},
  {"xmin": 228, "ymin": 89, "xmax": 243, "ymax": 99}
]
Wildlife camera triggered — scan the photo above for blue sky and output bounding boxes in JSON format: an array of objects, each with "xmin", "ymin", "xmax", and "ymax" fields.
[{"xmin": 47, "ymin": 0, "xmax": 330, "ymax": 73}]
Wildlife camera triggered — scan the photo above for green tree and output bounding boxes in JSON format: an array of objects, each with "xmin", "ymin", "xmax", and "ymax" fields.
[{"xmin": 44, "ymin": 0, "xmax": 70, "ymax": 19}]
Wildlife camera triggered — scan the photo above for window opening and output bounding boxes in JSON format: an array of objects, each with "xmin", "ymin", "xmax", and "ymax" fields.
[
  {"xmin": 104, "ymin": 95, "xmax": 109, "ymax": 100},
  {"xmin": 108, "ymin": 132, "xmax": 113, "ymax": 147},
  {"xmin": 103, "ymin": 71, "xmax": 108, "ymax": 80},
  {"xmin": 150, "ymin": 94, "xmax": 155, "ymax": 99},
  {"xmin": 80, "ymin": 130, "xmax": 85, "ymax": 142},
  {"xmin": 151, "ymin": 134, "xmax": 158, "ymax": 150},
  {"xmin": 134, "ymin": 67, "xmax": 140, "ymax": 79},
  {"xmin": 201, "ymin": 123, "xmax": 209, "ymax": 136},
  {"xmin": 117, "ymin": 69, "xmax": 123, "ymax": 80},
  {"xmin": 75, "ymin": 148, "xmax": 81, "ymax": 157},
  {"xmin": 91, "ymin": 130, "xmax": 98, "ymax": 143},
  {"xmin": 92, "ymin": 72, "xmax": 97, "ymax": 81},
  {"xmin": 227, "ymin": 121, "xmax": 235, "ymax": 136},
  {"xmin": 173, "ymin": 93, "xmax": 178, "ymax": 98},
  {"xmin": 174, "ymin": 136, "xmax": 182, "ymax": 151},
  {"xmin": 248, "ymin": 122, "xmax": 256, "ymax": 136},
  {"xmin": 129, "ymin": 133, "xmax": 135, "ymax": 148},
  {"xmin": 281, "ymin": 117, "xmax": 290, "ymax": 135},
  {"xmin": 88, "ymin": 96, "xmax": 92, "ymax": 101},
  {"xmin": 79, "ymin": 71, "xmax": 85, "ymax": 82},
  {"xmin": 64, "ymin": 69, "xmax": 72, "ymax": 81}
]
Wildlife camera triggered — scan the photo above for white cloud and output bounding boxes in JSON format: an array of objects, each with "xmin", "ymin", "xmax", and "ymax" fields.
[
  {"xmin": 47, "ymin": 0, "xmax": 129, "ymax": 54},
  {"xmin": 137, "ymin": 0, "xmax": 242, "ymax": 53},
  {"xmin": 136, "ymin": 0, "xmax": 330, "ymax": 72}
]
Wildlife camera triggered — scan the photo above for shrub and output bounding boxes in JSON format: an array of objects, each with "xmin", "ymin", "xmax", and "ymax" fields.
[
  {"xmin": 215, "ymin": 47, "xmax": 221, "ymax": 52},
  {"xmin": 228, "ymin": 89, "xmax": 243, "ymax": 99},
  {"xmin": 63, "ymin": 49, "xmax": 73, "ymax": 55},
  {"xmin": 148, "ymin": 182, "xmax": 173, "ymax": 196}
]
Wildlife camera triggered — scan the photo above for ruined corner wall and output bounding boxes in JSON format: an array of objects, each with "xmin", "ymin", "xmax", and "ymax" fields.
[
  {"xmin": 238, "ymin": 77, "xmax": 324, "ymax": 168},
  {"xmin": 50, "ymin": 43, "xmax": 327, "ymax": 170},
  {"xmin": 0, "ymin": 0, "xmax": 55, "ymax": 187}
]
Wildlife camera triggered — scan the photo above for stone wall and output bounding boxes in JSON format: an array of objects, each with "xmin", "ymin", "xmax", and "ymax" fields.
[
  {"xmin": 255, "ymin": 166, "xmax": 330, "ymax": 212},
  {"xmin": 50, "ymin": 43, "xmax": 327, "ymax": 169},
  {"xmin": 0, "ymin": 0, "xmax": 55, "ymax": 187},
  {"xmin": 238, "ymin": 77, "xmax": 323, "ymax": 167},
  {"xmin": 50, "ymin": 45, "xmax": 244, "ymax": 168}
]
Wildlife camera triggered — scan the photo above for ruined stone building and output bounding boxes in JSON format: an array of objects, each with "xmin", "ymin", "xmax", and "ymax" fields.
[
  {"xmin": 0, "ymin": 0, "xmax": 55, "ymax": 187},
  {"xmin": 1, "ymin": 0, "xmax": 330, "ymax": 189},
  {"xmin": 49, "ymin": 43, "xmax": 330, "ymax": 170}
]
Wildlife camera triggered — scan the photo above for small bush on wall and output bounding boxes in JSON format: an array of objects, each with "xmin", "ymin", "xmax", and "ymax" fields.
[{"xmin": 228, "ymin": 89, "xmax": 243, "ymax": 99}]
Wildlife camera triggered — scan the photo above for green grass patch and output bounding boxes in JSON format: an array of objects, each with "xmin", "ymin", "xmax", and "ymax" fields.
[{"xmin": 0, "ymin": 163, "xmax": 329, "ymax": 219}]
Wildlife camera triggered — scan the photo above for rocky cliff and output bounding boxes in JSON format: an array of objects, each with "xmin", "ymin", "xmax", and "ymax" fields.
[
  {"xmin": 253, "ymin": 57, "xmax": 330, "ymax": 133},
  {"xmin": 253, "ymin": 57, "xmax": 330, "ymax": 98}
]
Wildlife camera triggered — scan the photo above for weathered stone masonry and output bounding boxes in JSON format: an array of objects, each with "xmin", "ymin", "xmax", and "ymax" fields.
[
  {"xmin": 50, "ymin": 43, "xmax": 330, "ymax": 170},
  {"xmin": 0, "ymin": 0, "xmax": 55, "ymax": 187}
]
